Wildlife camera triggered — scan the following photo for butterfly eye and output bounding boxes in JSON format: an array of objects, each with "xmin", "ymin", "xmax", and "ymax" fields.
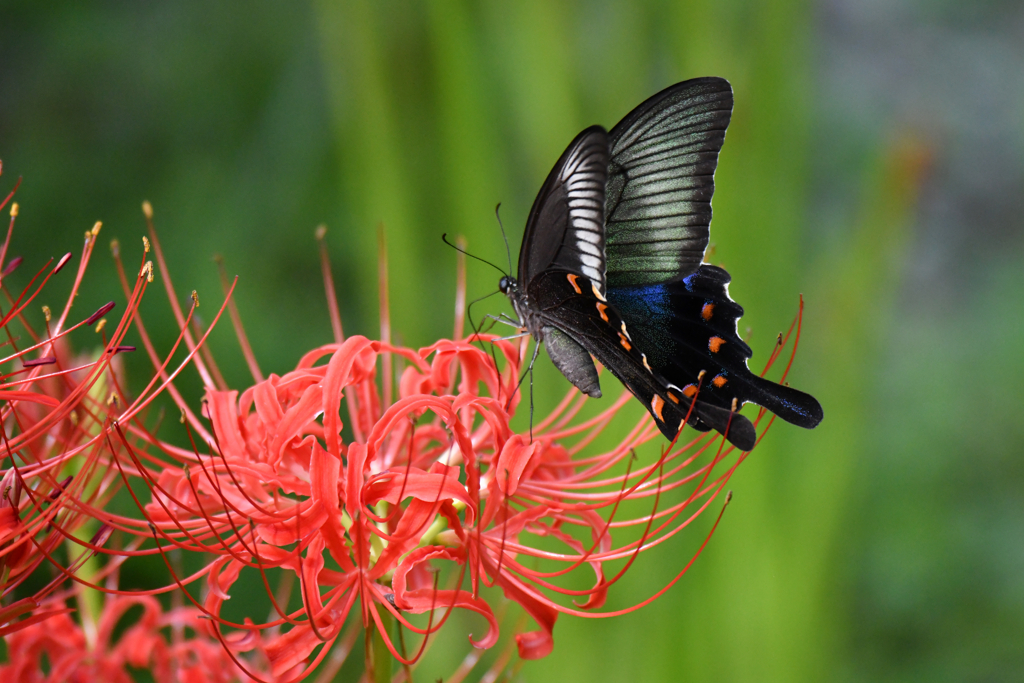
[{"xmin": 499, "ymin": 276, "xmax": 510, "ymax": 293}]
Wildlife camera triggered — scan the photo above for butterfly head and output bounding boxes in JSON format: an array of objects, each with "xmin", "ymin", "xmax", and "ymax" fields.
[{"xmin": 498, "ymin": 275, "xmax": 513, "ymax": 294}]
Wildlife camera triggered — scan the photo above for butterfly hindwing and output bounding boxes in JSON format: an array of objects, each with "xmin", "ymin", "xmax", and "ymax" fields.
[
  {"xmin": 604, "ymin": 77, "xmax": 733, "ymax": 288},
  {"xmin": 527, "ymin": 269, "xmax": 757, "ymax": 450},
  {"xmin": 607, "ymin": 265, "xmax": 824, "ymax": 429}
]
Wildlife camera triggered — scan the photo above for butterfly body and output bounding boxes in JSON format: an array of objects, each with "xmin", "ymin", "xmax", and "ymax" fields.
[{"xmin": 503, "ymin": 77, "xmax": 822, "ymax": 450}]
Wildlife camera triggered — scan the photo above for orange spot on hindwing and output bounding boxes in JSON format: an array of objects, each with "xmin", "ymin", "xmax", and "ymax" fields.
[
  {"xmin": 709, "ymin": 336, "xmax": 726, "ymax": 353},
  {"xmin": 567, "ymin": 273, "xmax": 582, "ymax": 294},
  {"xmin": 650, "ymin": 394, "xmax": 665, "ymax": 422},
  {"xmin": 618, "ymin": 333, "xmax": 631, "ymax": 351},
  {"xmin": 712, "ymin": 374, "xmax": 727, "ymax": 388},
  {"xmin": 667, "ymin": 391, "xmax": 680, "ymax": 404},
  {"xmin": 596, "ymin": 302, "xmax": 609, "ymax": 322},
  {"xmin": 701, "ymin": 303, "xmax": 715, "ymax": 321},
  {"xmin": 682, "ymin": 384, "xmax": 698, "ymax": 398}
]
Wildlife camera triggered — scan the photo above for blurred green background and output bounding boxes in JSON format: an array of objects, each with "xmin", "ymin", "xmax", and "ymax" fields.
[{"xmin": 2, "ymin": 0, "xmax": 1023, "ymax": 681}]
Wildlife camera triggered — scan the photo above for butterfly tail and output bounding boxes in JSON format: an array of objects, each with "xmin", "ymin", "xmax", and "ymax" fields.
[{"xmin": 737, "ymin": 374, "xmax": 823, "ymax": 429}]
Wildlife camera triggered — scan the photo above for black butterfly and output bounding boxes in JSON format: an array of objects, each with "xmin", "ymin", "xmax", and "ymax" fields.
[{"xmin": 499, "ymin": 77, "xmax": 823, "ymax": 451}]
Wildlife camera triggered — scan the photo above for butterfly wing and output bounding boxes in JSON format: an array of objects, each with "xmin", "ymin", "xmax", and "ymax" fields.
[
  {"xmin": 607, "ymin": 266, "xmax": 824, "ymax": 430},
  {"xmin": 519, "ymin": 127, "xmax": 610, "ymax": 289},
  {"xmin": 527, "ymin": 269, "xmax": 757, "ymax": 450},
  {"xmin": 604, "ymin": 77, "xmax": 733, "ymax": 288}
]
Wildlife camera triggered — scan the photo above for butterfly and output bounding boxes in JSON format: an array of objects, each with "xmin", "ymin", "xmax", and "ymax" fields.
[{"xmin": 499, "ymin": 77, "xmax": 823, "ymax": 451}]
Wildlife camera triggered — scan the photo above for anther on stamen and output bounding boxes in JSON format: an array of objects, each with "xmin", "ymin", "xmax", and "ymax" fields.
[
  {"xmin": 191, "ymin": 290, "xmax": 199, "ymax": 307},
  {"xmin": 142, "ymin": 200, "xmax": 153, "ymax": 220},
  {"xmin": 1, "ymin": 256, "xmax": 22, "ymax": 276},
  {"xmin": 142, "ymin": 236, "xmax": 151, "ymax": 253},
  {"xmin": 86, "ymin": 301, "xmax": 116, "ymax": 325},
  {"xmin": 23, "ymin": 356, "xmax": 56, "ymax": 368},
  {"xmin": 110, "ymin": 239, "xmax": 120, "ymax": 257},
  {"xmin": 697, "ymin": 369, "xmax": 707, "ymax": 381},
  {"xmin": 731, "ymin": 398, "xmax": 738, "ymax": 411},
  {"xmin": 94, "ymin": 319, "xmax": 107, "ymax": 333},
  {"xmin": 53, "ymin": 252, "xmax": 72, "ymax": 274},
  {"xmin": 90, "ymin": 221, "xmax": 102, "ymax": 237},
  {"xmin": 9, "ymin": 202, "xmax": 18, "ymax": 217},
  {"xmin": 114, "ymin": 345, "xmax": 136, "ymax": 354},
  {"xmin": 42, "ymin": 306, "xmax": 51, "ymax": 322}
]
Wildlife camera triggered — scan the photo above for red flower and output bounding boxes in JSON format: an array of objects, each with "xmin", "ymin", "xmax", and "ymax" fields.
[
  {"xmin": 0, "ymin": 594, "xmax": 264, "ymax": 682},
  {"xmin": 0, "ymin": 190, "xmax": 807, "ymax": 681}
]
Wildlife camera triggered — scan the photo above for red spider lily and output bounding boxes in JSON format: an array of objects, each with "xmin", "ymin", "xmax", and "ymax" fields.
[
  {"xmin": 83, "ymin": 215, "xmax": 806, "ymax": 682},
  {"xmin": 0, "ymin": 180, "xmax": 156, "ymax": 635},
  {"xmin": 0, "ymin": 186, "xmax": 808, "ymax": 682},
  {"xmin": 0, "ymin": 593, "xmax": 265, "ymax": 682}
]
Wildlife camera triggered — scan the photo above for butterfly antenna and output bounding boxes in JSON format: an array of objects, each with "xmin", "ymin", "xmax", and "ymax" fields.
[
  {"xmin": 442, "ymin": 233, "xmax": 506, "ymax": 276},
  {"xmin": 494, "ymin": 203, "xmax": 513, "ymax": 275}
]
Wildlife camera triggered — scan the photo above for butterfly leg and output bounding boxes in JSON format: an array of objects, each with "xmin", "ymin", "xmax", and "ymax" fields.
[
  {"xmin": 492, "ymin": 331, "xmax": 531, "ymax": 342},
  {"xmin": 483, "ymin": 313, "xmax": 522, "ymax": 329},
  {"xmin": 527, "ymin": 340, "xmax": 541, "ymax": 441}
]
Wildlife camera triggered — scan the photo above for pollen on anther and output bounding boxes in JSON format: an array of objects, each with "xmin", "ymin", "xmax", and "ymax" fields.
[
  {"xmin": 701, "ymin": 302, "xmax": 715, "ymax": 321},
  {"xmin": 731, "ymin": 398, "xmax": 739, "ymax": 411},
  {"xmin": 650, "ymin": 394, "xmax": 665, "ymax": 421},
  {"xmin": 697, "ymin": 369, "xmax": 707, "ymax": 381},
  {"xmin": 682, "ymin": 384, "xmax": 697, "ymax": 398},
  {"xmin": 597, "ymin": 302, "xmax": 609, "ymax": 322},
  {"xmin": 712, "ymin": 374, "xmax": 727, "ymax": 388},
  {"xmin": 142, "ymin": 236, "xmax": 151, "ymax": 253},
  {"xmin": 709, "ymin": 336, "xmax": 726, "ymax": 353},
  {"xmin": 567, "ymin": 273, "xmax": 582, "ymax": 294},
  {"xmin": 592, "ymin": 283, "xmax": 607, "ymax": 302}
]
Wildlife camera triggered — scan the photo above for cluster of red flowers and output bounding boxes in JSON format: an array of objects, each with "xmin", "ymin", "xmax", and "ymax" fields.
[{"xmin": 0, "ymin": 175, "xmax": 806, "ymax": 682}]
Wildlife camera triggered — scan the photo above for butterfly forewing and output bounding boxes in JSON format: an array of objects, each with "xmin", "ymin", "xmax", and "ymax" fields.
[
  {"xmin": 520, "ymin": 127, "xmax": 610, "ymax": 289},
  {"xmin": 605, "ymin": 77, "xmax": 733, "ymax": 288}
]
